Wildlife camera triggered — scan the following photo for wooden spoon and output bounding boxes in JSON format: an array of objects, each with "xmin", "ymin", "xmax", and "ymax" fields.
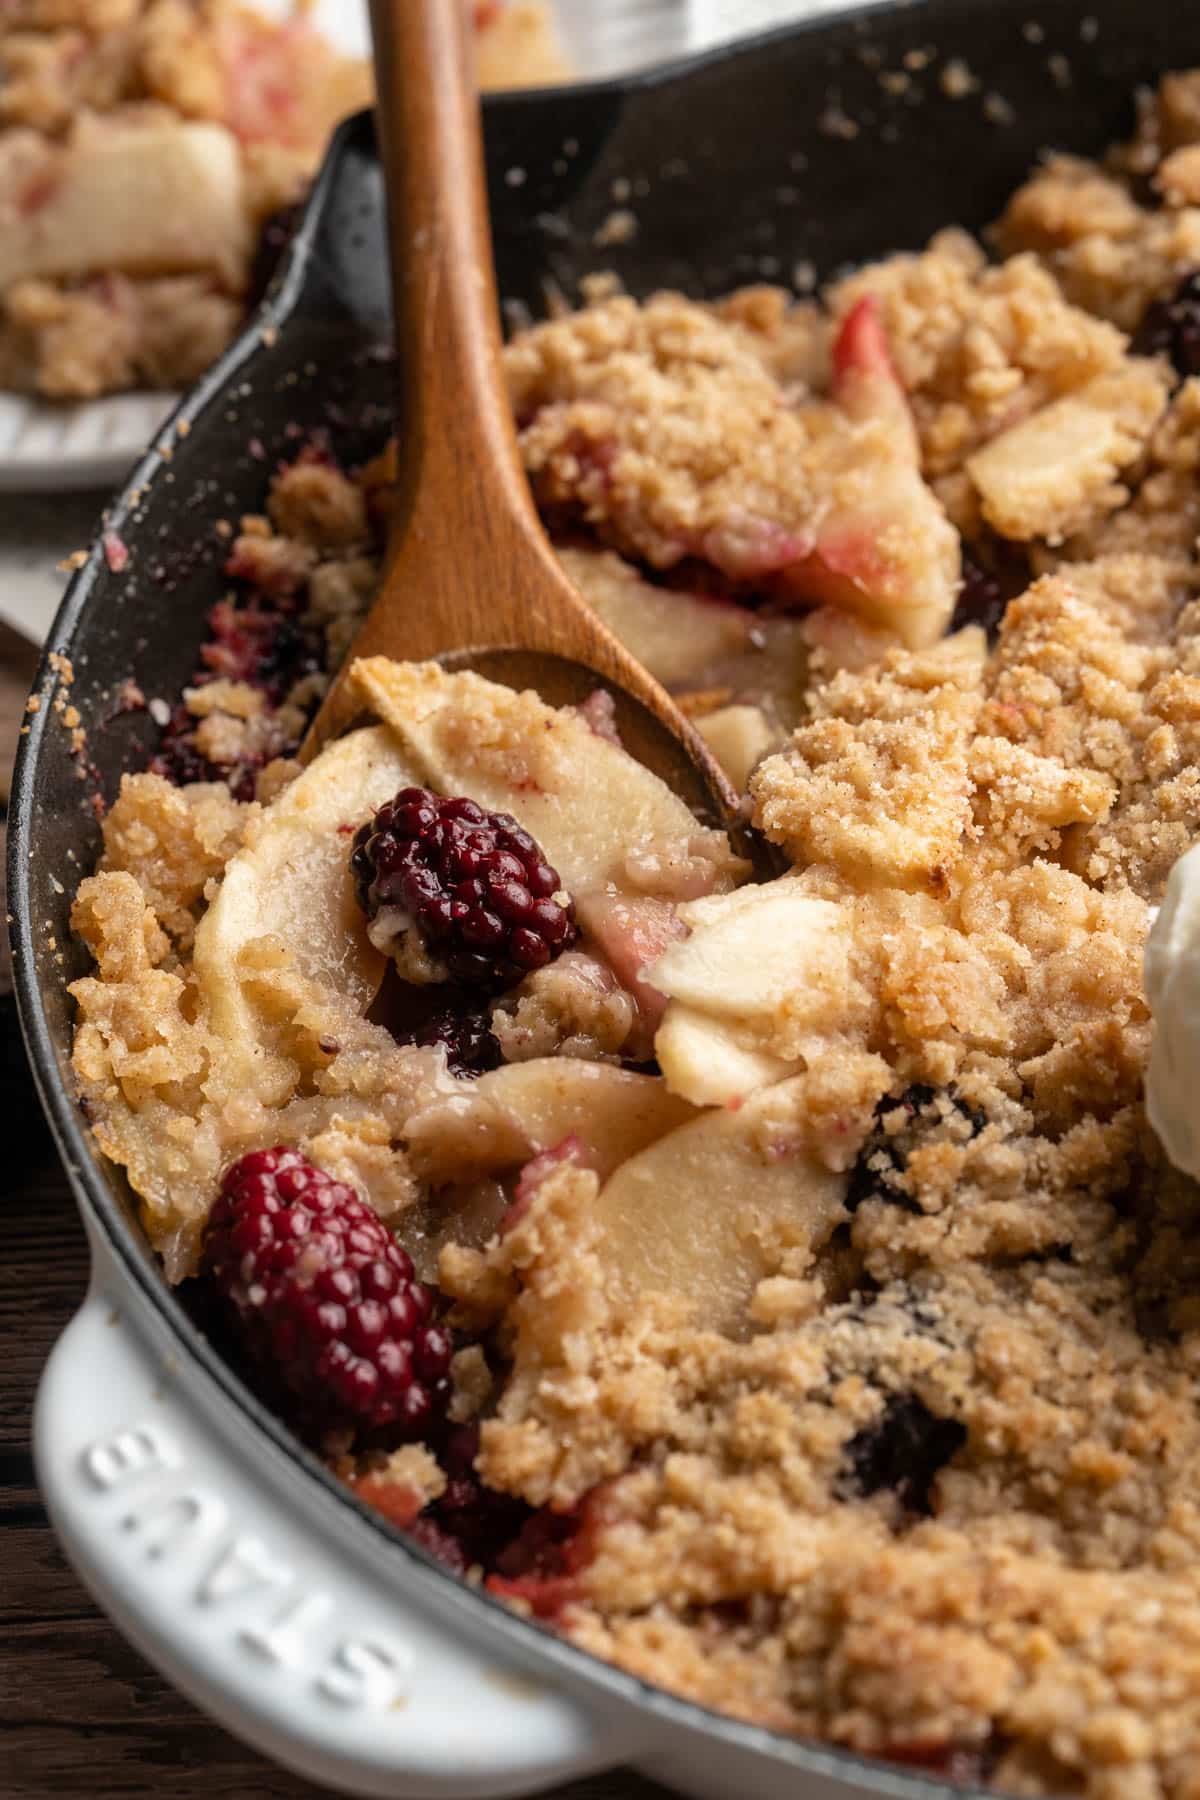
[{"xmin": 300, "ymin": 0, "xmax": 742, "ymax": 841}]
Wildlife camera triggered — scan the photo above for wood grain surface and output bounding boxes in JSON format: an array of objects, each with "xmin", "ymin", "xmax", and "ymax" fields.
[{"xmin": 0, "ymin": 625, "xmax": 669, "ymax": 1800}]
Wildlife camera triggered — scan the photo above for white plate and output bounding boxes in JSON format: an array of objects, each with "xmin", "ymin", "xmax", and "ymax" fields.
[{"xmin": 0, "ymin": 389, "xmax": 177, "ymax": 494}]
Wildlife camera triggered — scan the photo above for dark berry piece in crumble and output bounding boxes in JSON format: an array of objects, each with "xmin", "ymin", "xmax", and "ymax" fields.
[
  {"xmin": 950, "ymin": 540, "xmax": 1030, "ymax": 641},
  {"xmin": 201, "ymin": 1148, "xmax": 451, "ymax": 1440},
  {"xmin": 352, "ymin": 1421, "xmax": 580, "ymax": 1594},
  {"xmin": 148, "ymin": 594, "xmax": 324, "ymax": 797},
  {"xmin": 1132, "ymin": 270, "xmax": 1200, "ymax": 379},
  {"xmin": 351, "ymin": 788, "xmax": 577, "ymax": 993},
  {"xmin": 402, "ymin": 998, "xmax": 502, "ymax": 1078},
  {"xmin": 843, "ymin": 1393, "xmax": 967, "ymax": 1514},
  {"xmin": 846, "ymin": 1086, "xmax": 986, "ymax": 1215}
]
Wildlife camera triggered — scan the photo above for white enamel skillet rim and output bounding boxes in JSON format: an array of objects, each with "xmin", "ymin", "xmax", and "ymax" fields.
[{"xmin": 9, "ymin": 0, "xmax": 1194, "ymax": 1791}]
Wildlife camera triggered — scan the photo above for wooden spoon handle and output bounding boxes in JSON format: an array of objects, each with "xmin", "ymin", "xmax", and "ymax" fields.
[
  {"xmin": 304, "ymin": 0, "xmax": 741, "ymax": 840},
  {"xmin": 367, "ymin": 0, "xmax": 539, "ymax": 555}
]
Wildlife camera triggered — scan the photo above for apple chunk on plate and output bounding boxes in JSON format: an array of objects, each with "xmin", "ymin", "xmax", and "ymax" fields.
[{"xmin": 0, "ymin": 116, "xmax": 252, "ymax": 291}]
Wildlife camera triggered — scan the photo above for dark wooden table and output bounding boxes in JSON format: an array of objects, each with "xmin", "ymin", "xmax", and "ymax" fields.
[{"xmin": 0, "ymin": 622, "xmax": 664, "ymax": 1799}]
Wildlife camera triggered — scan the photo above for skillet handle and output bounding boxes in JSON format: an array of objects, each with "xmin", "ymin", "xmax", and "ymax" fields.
[{"xmin": 34, "ymin": 1237, "xmax": 638, "ymax": 1798}]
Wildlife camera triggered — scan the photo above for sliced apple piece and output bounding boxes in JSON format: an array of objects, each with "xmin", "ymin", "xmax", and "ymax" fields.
[
  {"xmin": 655, "ymin": 1003, "xmax": 796, "ymax": 1108},
  {"xmin": 648, "ymin": 881, "xmax": 844, "ymax": 1018},
  {"xmin": 645, "ymin": 880, "xmax": 869, "ymax": 1106},
  {"xmin": 191, "ymin": 725, "xmax": 419, "ymax": 1086},
  {"xmin": 694, "ymin": 703, "xmax": 775, "ymax": 791},
  {"xmin": 591, "ymin": 1073, "xmax": 847, "ymax": 1332},
  {"xmin": 350, "ymin": 657, "xmax": 744, "ymax": 900},
  {"xmin": 405, "ymin": 1058, "xmax": 695, "ymax": 1186},
  {"xmin": 0, "ymin": 116, "xmax": 251, "ymax": 291},
  {"xmin": 557, "ymin": 545, "xmax": 757, "ymax": 688},
  {"xmin": 966, "ymin": 361, "xmax": 1169, "ymax": 543},
  {"xmin": 777, "ymin": 301, "xmax": 959, "ymax": 649},
  {"xmin": 830, "ymin": 294, "xmax": 909, "ymax": 430}
]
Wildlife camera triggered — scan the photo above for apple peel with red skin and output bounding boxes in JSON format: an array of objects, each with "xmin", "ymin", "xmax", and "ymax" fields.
[{"xmin": 768, "ymin": 297, "xmax": 959, "ymax": 645}]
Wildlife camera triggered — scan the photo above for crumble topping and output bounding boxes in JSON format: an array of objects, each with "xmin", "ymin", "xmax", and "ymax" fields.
[
  {"xmin": 62, "ymin": 66, "xmax": 1200, "ymax": 1798},
  {"xmin": 505, "ymin": 289, "xmax": 961, "ymax": 646}
]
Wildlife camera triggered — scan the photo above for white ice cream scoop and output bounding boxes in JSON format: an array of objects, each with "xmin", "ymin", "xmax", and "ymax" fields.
[{"xmin": 1145, "ymin": 843, "xmax": 1200, "ymax": 1176}]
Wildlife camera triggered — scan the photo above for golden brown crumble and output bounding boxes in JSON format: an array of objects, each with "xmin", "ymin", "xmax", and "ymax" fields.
[
  {"xmin": 64, "ymin": 67, "xmax": 1200, "ymax": 1798},
  {"xmin": 504, "ymin": 288, "xmax": 960, "ymax": 647},
  {"xmin": 997, "ymin": 153, "xmax": 1200, "ymax": 331}
]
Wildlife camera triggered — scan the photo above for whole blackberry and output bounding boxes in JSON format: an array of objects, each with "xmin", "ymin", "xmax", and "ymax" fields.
[
  {"xmin": 351, "ymin": 788, "xmax": 576, "ymax": 993},
  {"xmin": 202, "ymin": 1148, "xmax": 452, "ymax": 1439},
  {"xmin": 1133, "ymin": 270, "xmax": 1200, "ymax": 378}
]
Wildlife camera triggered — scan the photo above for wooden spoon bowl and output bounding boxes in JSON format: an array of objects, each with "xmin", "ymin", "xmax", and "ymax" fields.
[{"xmin": 302, "ymin": 0, "xmax": 744, "ymax": 840}]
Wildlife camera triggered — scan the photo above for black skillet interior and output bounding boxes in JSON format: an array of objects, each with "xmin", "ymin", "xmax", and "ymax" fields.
[{"xmin": 11, "ymin": 0, "xmax": 1200, "ymax": 1767}]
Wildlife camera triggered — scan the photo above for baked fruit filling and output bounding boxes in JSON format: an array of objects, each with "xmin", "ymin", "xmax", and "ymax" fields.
[{"xmin": 66, "ymin": 68, "xmax": 1200, "ymax": 1798}]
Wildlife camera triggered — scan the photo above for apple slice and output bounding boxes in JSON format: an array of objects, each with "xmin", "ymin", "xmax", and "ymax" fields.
[
  {"xmin": 404, "ymin": 1057, "xmax": 696, "ymax": 1280},
  {"xmin": 0, "ymin": 116, "xmax": 252, "ymax": 291},
  {"xmin": 191, "ymin": 725, "xmax": 419, "ymax": 1088},
  {"xmin": 648, "ymin": 881, "xmax": 846, "ymax": 1019},
  {"xmin": 590, "ymin": 1073, "xmax": 848, "ymax": 1332},
  {"xmin": 556, "ymin": 545, "xmax": 758, "ymax": 688},
  {"xmin": 694, "ymin": 703, "xmax": 775, "ymax": 791},
  {"xmin": 644, "ymin": 880, "xmax": 867, "ymax": 1106},
  {"xmin": 966, "ymin": 362, "xmax": 1170, "ymax": 543},
  {"xmin": 406, "ymin": 1057, "xmax": 695, "ymax": 1187},
  {"xmin": 350, "ymin": 657, "xmax": 744, "ymax": 901},
  {"xmin": 775, "ymin": 300, "xmax": 960, "ymax": 649},
  {"xmin": 655, "ymin": 1003, "xmax": 796, "ymax": 1108},
  {"xmin": 560, "ymin": 546, "xmax": 811, "ymax": 740},
  {"xmin": 831, "ymin": 294, "xmax": 910, "ymax": 428}
]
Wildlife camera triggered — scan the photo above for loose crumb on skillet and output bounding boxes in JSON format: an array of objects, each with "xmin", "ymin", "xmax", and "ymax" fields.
[{"xmin": 63, "ymin": 68, "xmax": 1200, "ymax": 1799}]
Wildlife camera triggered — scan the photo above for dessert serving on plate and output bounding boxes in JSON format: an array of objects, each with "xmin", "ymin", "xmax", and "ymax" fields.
[
  {"xmin": 0, "ymin": 0, "xmax": 564, "ymax": 400},
  {"xmin": 60, "ymin": 58, "xmax": 1200, "ymax": 1800}
]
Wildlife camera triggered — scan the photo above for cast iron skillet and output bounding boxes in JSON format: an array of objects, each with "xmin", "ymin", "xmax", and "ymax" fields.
[{"xmin": 12, "ymin": 0, "xmax": 1200, "ymax": 1793}]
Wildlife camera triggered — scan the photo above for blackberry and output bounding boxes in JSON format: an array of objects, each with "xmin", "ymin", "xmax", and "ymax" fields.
[
  {"xmin": 846, "ymin": 1086, "xmax": 986, "ymax": 1215},
  {"xmin": 844, "ymin": 1393, "xmax": 967, "ymax": 1513},
  {"xmin": 420, "ymin": 1424, "xmax": 533, "ymax": 1571},
  {"xmin": 202, "ymin": 1148, "xmax": 452, "ymax": 1439},
  {"xmin": 351, "ymin": 789, "xmax": 576, "ymax": 993},
  {"xmin": 403, "ymin": 998, "xmax": 501, "ymax": 1078},
  {"xmin": 950, "ymin": 540, "xmax": 1030, "ymax": 641},
  {"xmin": 1133, "ymin": 270, "xmax": 1200, "ymax": 378},
  {"xmin": 201, "ymin": 598, "xmax": 322, "ymax": 703},
  {"xmin": 149, "ymin": 701, "xmax": 225, "ymax": 790}
]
